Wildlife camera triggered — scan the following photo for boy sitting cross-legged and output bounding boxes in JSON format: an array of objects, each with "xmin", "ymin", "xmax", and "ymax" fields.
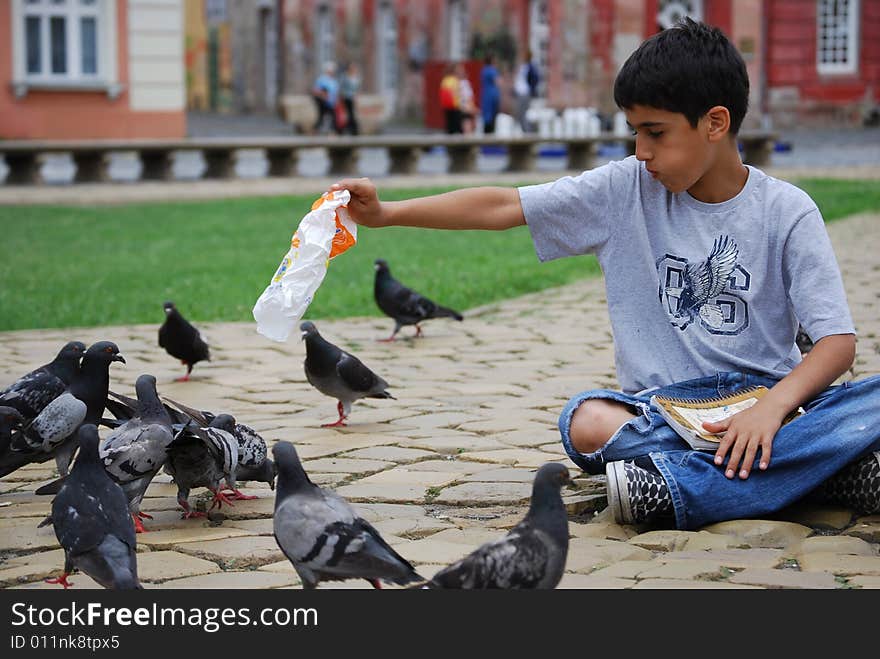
[{"xmin": 330, "ymin": 18, "xmax": 880, "ymax": 530}]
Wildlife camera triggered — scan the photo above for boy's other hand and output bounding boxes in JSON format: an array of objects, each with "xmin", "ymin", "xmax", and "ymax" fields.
[
  {"xmin": 330, "ymin": 178, "xmax": 388, "ymax": 228},
  {"xmin": 704, "ymin": 404, "xmax": 784, "ymax": 480}
]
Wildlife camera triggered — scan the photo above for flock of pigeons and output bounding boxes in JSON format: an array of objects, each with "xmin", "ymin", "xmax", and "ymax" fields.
[{"xmin": 0, "ymin": 260, "xmax": 573, "ymax": 590}]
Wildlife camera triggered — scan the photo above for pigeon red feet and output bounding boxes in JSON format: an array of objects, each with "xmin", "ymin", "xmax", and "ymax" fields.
[
  {"xmin": 222, "ymin": 488, "xmax": 258, "ymax": 501},
  {"xmin": 131, "ymin": 512, "xmax": 151, "ymax": 533},
  {"xmin": 179, "ymin": 501, "xmax": 207, "ymax": 519},
  {"xmin": 369, "ymin": 578, "xmax": 383, "ymax": 589},
  {"xmin": 45, "ymin": 573, "xmax": 74, "ymax": 589},
  {"xmin": 136, "ymin": 511, "xmax": 154, "ymax": 520},
  {"xmin": 174, "ymin": 373, "xmax": 191, "ymax": 382},
  {"xmin": 209, "ymin": 489, "xmax": 236, "ymax": 510},
  {"xmin": 377, "ymin": 335, "xmax": 397, "ymax": 343},
  {"xmin": 321, "ymin": 401, "xmax": 348, "ymax": 427},
  {"xmin": 415, "ymin": 325, "xmax": 423, "ymax": 338}
]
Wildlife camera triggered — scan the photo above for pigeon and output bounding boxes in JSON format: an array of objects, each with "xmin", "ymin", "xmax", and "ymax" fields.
[
  {"xmin": 44, "ymin": 424, "xmax": 141, "ymax": 590},
  {"xmin": 164, "ymin": 414, "xmax": 240, "ymax": 518},
  {"xmin": 0, "ymin": 341, "xmax": 86, "ymax": 420},
  {"xmin": 300, "ymin": 321, "xmax": 396, "ymax": 427},
  {"xmin": 162, "ymin": 398, "xmax": 275, "ymax": 498},
  {"xmin": 0, "ymin": 341, "xmax": 124, "ymax": 480},
  {"xmin": 272, "ymin": 441, "xmax": 424, "ymax": 589},
  {"xmin": 0, "ymin": 407, "xmax": 25, "ymax": 455},
  {"xmin": 98, "ymin": 374, "xmax": 175, "ymax": 533},
  {"xmin": 424, "ymin": 462, "xmax": 571, "ymax": 589},
  {"xmin": 158, "ymin": 301, "xmax": 210, "ymax": 382},
  {"xmin": 373, "ymin": 258, "xmax": 463, "ymax": 341}
]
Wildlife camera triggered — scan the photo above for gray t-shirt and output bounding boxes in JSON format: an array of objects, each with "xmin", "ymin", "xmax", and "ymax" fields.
[{"xmin": 518, "ymin": 156, "xmax": 855, "ymax": 393}]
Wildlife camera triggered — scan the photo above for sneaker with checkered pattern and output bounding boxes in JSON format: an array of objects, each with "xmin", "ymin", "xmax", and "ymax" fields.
[
  {"xmin": 812, "ymin": 451, "xmax": 880, "ymax": 514},
  {"xmin": 605, "ymin": 459, "xmax": 673, "ymax": 525}
]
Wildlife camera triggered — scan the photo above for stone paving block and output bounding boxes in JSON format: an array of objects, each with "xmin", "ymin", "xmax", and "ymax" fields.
[
  {"xmin": 490, "ymin": 429, "xmax": 560, "ymax": 448},
  {"xmin": 569, "ymin": 521, "xmax": 638, "ymax": 542},
  {"xmin": 395, "ymin": 459, "xmax": 498, "ymax": 474},
  {"xmin": 343, "ymin": 446, "xmax": 438, "ymax": 463},
  {"xmin": 0, "ymin": 518, "xmax": 61, "ymax": 552},
  {"xmin": 173, "ymin": 536, "xmax": 284, "ymax": 569},
  {"xmin": 796, "ymin": 552, "xmax": 880, "ymax": 576},
  {"xmin": 628, "ymin": 530, "xmax": 703, "ymax": 552},
  {"xmin": 372, "ymin": 516, "xmax": 454, "ymax": 539},
  {"xmin": 587, "ymin": 560, "xmax": 662, "ymax": 580},
  {"xmin": 728, "ymin": 568, "xmax": 838, "ymax": 589},
  {"xmin": 396, "ymin": 538, "xmax": 481, "ymax": 565},
  {"xmin": 397, "ymin": 435, "xmax": 509, "ymax": 453},
  {"xmin": 457, "ymin": 448, "xmax": 565, "ymax": 467},
  {"xmin": 137, "ymin": 551, "xmax": 221, "ymax": 582},
  {"xmin": 459, "ymin": 467, "xmax": 543, "ymax": 483},
  {"xmin": 155, "ymin": 571, "xmax": 298, "ymax": 589},
  {"xmin": 636, "ymin": 560, "xmax": 727, "ymax": 580},
  {"xmin": 352, "ymin": 503, "xmax": 427, "ymax": 522},
  {"xmin": 427, "ymin": 527, "xmax": 509, "ymax": 546},
  {"xmin": 843, "ymin": 519, "xmax": 880, "ymax": 543},
  {"xmin": 565, "ymin": 538, "xmax": 654, "ymax": 574},
  {"xmin": 700, "ymin": 519, "xmax": 813, "ymax": 548},
  {"xmin": 786, "ymin": 535, "xmax": 877, "ymax": 558},
  {"xmin": 357, "ymin": 468, "xmax": 465, "ymax": 488},
  {"xmin": 136, "ymin": 526, "xmax": 252, "ymax": 548},
  {"xmin": 335, "ymin": 482, "xmax": 438, "ymax": 503},
  {"xmin": 432, "ymin": 481, "xmax": 532, "ymax": 506},
  {"xmin": 558, "ymin": 574, "xmax": 635, "ymax": 589},
  {"xmin": 223, "ymin": 519, "xmax": 275, "ymax": 535},
  {"xmin": 659, "ymin": 548, "xmax": 785, "ymax": 569},
  {"xmin": 681, "ymin": 532, "xmax": 741, "ymax": 552},
  {"xmin": 302, "ymin": 457, "xmax": 395, "ymax": 474}
]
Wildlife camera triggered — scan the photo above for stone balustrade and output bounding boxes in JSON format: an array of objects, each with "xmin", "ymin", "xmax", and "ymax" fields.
[{"xmin": 0, "ymin": 132, "xmax": 776, "ymax": 185}]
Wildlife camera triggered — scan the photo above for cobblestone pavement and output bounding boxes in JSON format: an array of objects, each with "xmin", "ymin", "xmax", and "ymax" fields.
[{"xmin": 0, "ymin": 210, "xmax": 879, "ymax": 590}]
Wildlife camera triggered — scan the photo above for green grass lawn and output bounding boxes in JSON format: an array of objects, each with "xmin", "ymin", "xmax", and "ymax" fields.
[{"xmin": 0, "ymin": 179, "xmax": 877, "ymax": 331}]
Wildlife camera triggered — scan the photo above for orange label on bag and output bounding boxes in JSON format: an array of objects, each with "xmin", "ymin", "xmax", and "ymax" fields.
[{"xmin": 329, "ymin": 214, "xmax": 356, "ymax": 258}]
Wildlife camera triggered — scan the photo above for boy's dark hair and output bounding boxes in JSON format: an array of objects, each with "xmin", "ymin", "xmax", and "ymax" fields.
[{"xmin": 613, "ymin": 18, "xmax": 749, "ymax": 135}]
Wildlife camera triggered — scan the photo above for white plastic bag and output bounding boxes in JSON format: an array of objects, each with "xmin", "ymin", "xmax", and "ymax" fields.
[{"xmin": 253, "ymin": 189, "xmax": 357, "ymax": 342}]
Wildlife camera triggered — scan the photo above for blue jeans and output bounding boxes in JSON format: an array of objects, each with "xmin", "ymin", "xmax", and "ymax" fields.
[{"xmin": 559, "ymin": 372, "xmax": 880, "ymax": 530}]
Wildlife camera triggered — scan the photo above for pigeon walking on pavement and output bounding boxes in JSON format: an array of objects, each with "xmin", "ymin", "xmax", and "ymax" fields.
[
  {"xmin": 272, "ymin": 441, "xmax": 423, "ymax": 589},
  {"xmin": 0, "ymin": 341, "xmax": 124, "ymax": 480},
  {"xmin": 44, "ymin": 424, "xmax": 141, "ymax": 590},
  {"xmin": 158, "ymin": 301, "xmax": 210, "ymax": 382},
  {"xmin": 162, "ymin": 399, "xmax": 276, "ymax": 498},
  {"xmin": 373, "ymin": 259, "xmax": 463, "ymax": 341},
  {"xmin": 0, "ymin": 341, "xmax": 86, "ymax": 420},
  {"xmin": 424, "ymin": 462, "xmax": 571, "ymax": 589},
  {"xmin": 300, "ymin": 321, "xmax": 395, "ymax": 427},
  {"xmin": 98, "ymin": 374, "xmax": 175, "ymax": 533},
  {"xmin": 164, "ymin": 413, "xmax": 240, "ymax": 518}
]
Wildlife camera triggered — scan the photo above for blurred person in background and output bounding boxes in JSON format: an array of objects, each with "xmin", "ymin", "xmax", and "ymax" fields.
[
  {"xmin": 480, "ymin": 55, "xmax": 500, "ymax": 134},
  {"xmin": 457, "ymin": 63, "xmax": 478, "ymax": 134},
  {"xmin": 312, "ymin": 61, "xmax": 340, "ymax": 135},
  {"xmin": 340, "ymin": 62, "xmax": 361, "ymax": 135},
  {"xmin": 440, "ymin": 64, "xmax": 462, "ymax": 134}
]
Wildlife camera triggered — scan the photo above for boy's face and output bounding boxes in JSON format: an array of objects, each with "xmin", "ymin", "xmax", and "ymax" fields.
[{"xmin": 624, "ymin": 105, "xmax": 712, "ymax": 194}]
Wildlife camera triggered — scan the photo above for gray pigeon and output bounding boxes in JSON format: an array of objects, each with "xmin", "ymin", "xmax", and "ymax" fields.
[
  {"xmin": 374, "ymin": 259, "xmax": 463, "ymax": 341},
  {"xmin": 45, "ymin": 424, "xmax": 141, "ymax": 590},
  {"xmin": 162, "ymin": 398, "xmax": 275, "ymax": 498},
  {"xmin": 0, "ymin": 341, "xmax": 124, "ymax": 480},
  {"xmin": 99, "ymin": 374, "xmax": 174, "ymax": 533},
  {"xmin": 300, "ymin": 321, "xmax": 395, "ymax": 427},
  {"xmin": 425, "ymin": 462, "xmax": 571, "ymax": 589},
  {"xmin": 164, "ymin": 414, "xmax": 240, "ymax": 518},
  {"xmin": 0, "ymin": 341, "xmax": 86, "ymax": 420},
  {"xmin": 272, "ymin": 441, "xmax": 423, "ymax": 589}
]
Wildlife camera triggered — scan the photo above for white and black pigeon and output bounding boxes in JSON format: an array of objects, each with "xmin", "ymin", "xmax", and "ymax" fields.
[
  {"xmin": 272, "ymin": 441, "xmax": 423, "ymax": 589},
  {"xmin": 0, "ymin": 341, "xmax": 124, "ymax": 480},
  {"xmin": 99, "ymin": 374, "xmax": 175, "ymax": 533},
  {"xmin": 0, "ymin": 341, "xmax": 86, "ymax": 420},
  {"xmin": 424, "ymin": 462, "xmax": 571, "ymax": 589},
  {"xmin": 164, "ymin": 413, "xmax": 240, "ymax": 518},
  {"xmin": 300, "ymin": 321, "xmax": 395, "ymax": 427},
  {"xmin": 158, "ymin": 301, "xmax": 210, "ymax": 382},
  {"xmin": 162, "ymin": 398, "xmax": 276, "ymax": 498},
  {"xmin": 44, "ymin": 424, "xmax": 141, "ymax": 590},
  {"xmin": 373, "ymin": 258, "xmax": 463, "ymax": 341}
]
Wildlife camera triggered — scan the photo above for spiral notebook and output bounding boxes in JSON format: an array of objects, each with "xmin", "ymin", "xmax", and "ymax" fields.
[{"xmin": 650, "ymin": 385, "xmax": 801, "ymax": 451}]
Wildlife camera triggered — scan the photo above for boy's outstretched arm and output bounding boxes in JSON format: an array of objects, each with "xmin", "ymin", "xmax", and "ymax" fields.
[
  {"xmin": 705, "ymin": 333, "xmax": 856, "ymax": 480},
  {"xmin": 330, "ymin": 178, "xmax": 526, "ymax": 231}
]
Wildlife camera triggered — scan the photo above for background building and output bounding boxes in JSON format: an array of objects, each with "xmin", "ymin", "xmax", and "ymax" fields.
[{"xmin": 0, "ymin": 0, "xmax": 186, "ymax": 139}]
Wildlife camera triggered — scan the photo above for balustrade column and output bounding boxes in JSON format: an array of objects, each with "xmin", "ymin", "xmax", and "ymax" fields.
[{"xmin": 72, "ymin": 150, "xmax": 111, "ymax": 183}]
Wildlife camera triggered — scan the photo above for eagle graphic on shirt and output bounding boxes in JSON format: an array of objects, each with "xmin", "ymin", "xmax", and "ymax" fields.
[{"xmin": 663, "ymin": 235, "xmax": 739, "ymax": 330}]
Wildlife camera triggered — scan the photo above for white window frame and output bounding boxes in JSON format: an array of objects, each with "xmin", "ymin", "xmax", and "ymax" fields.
[
  {"xmin": 657, "ymin": 0, "xmax": 703, "ymax": 30},
  {"xmin": 315, "ymin": 3, "xmax": 335, "ymax": 75},
  {"xmin": 11, "ymin": 0, "xmax": 119, "ymax": 98},
  {"xmin": 817, "ymin": 0, "xmax": 860, "ymax": 75},
  {"xmin": 377, "ymin": 1, "xmax": 398, "ymax": 99},
  {"xmin": 447, "ymin": 0, "xmax": 468, "ymax": 62}
]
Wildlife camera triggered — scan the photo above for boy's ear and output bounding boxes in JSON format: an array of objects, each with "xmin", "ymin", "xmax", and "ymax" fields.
[{"xmin": 705, "ymin": 105, "xmax": 731, "ymax": 142}]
